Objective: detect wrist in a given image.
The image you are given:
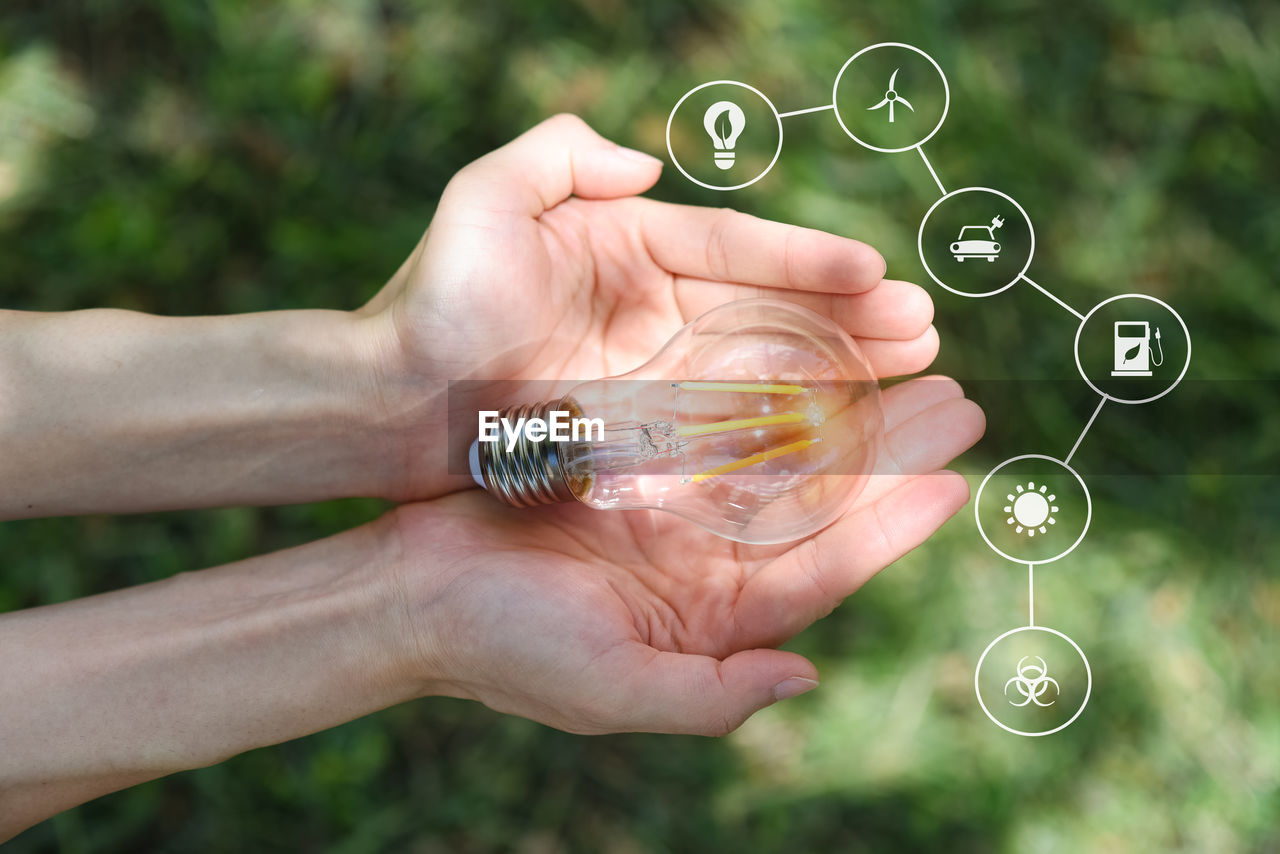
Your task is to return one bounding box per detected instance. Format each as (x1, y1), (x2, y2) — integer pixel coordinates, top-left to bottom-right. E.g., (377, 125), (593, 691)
(330, 309), (418, 500)
(208, 307), (422, 506)
(377, 502), (472, 701)
(349, 307), (469, 503)
(331, 510), (445, 704)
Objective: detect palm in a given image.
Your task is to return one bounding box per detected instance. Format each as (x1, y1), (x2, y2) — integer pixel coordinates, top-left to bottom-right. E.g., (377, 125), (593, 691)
(422, 198), (691, 381)
(423, 494), (755, 648)
(395, 493), (792, 734)
(388, 191), (934, 389)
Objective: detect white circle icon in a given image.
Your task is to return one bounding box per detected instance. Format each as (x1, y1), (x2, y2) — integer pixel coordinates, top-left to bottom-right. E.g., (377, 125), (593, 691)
(975, 625), (1092, 737)
(1074, 293), (1192, 405)
(833, 42), (950, 153)
(917, 187), (1035, 297)
(666, 80), (783, 191)
(975, 454), (1091, 565)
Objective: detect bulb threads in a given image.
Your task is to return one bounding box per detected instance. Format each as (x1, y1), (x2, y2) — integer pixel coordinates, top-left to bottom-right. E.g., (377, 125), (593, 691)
(474, 400), (578, 508)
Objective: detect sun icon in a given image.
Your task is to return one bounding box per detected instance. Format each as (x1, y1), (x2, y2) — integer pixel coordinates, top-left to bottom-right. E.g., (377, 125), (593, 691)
(1005, 481), (1059, 537)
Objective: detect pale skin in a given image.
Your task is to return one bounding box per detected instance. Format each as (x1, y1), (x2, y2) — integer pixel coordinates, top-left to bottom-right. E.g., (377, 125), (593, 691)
(0, 115), (985, 839)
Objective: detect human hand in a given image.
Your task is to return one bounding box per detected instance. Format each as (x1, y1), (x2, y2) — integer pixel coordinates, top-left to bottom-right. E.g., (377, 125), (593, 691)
(360, 114), (940, 501)
(394, 375), (982, 735)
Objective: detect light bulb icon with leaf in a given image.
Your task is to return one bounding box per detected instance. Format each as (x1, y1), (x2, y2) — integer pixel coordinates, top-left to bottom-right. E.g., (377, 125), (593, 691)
(703, 100), (746, 170)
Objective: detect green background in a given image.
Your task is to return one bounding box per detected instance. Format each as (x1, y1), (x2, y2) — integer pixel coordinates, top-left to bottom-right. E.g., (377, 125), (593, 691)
(2, 1), (1277, 851)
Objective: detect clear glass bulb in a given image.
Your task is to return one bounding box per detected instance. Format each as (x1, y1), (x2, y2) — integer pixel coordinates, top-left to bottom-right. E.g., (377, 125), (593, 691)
(470, 299), (883, 544)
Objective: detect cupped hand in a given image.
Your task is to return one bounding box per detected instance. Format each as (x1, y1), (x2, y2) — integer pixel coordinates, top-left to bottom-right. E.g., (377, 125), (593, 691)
(394, 375), (983, 736)
(360, 114), (940, 501)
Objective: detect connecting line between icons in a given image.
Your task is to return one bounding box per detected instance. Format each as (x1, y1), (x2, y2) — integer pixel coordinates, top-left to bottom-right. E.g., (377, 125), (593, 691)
(1065, 396), (1107, 466)
(777, 103), (836, 119)
(1027, 563), (1035, 627)
(1020, 275), (1085, 321)
(915, 144), (946, 197)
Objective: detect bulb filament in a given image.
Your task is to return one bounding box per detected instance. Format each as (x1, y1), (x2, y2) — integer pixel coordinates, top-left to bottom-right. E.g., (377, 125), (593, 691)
(560, 382), (835, 487)
(677, 381), (808, 395)
(675, 411), (806, 438)
(690, 437), (821, 483)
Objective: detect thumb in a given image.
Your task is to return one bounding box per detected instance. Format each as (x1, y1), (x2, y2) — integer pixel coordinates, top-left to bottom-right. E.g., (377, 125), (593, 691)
(607, 644), (820, 737)
(441, 113), (663, 218)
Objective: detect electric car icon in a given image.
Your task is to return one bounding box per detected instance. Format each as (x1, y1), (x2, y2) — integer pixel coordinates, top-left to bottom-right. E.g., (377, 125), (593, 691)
(950, 215), (1005, 262)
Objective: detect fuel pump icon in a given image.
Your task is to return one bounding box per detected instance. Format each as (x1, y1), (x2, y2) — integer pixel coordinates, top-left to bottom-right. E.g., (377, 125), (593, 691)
(1112, 321), (1164, 377)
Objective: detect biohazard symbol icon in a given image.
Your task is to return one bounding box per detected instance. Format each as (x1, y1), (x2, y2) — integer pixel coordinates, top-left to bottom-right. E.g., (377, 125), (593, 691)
(1004, 656), (1060, 707)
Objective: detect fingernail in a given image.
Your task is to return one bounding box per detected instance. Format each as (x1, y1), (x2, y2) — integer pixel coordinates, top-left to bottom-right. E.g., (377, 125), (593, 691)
(616, 145), (663, 166)
(773, 677), (820, 701)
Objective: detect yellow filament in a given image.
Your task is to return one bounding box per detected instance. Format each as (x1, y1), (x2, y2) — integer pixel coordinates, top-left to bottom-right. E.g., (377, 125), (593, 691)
(691, 438), (819, 483)
(676, 411), (806, 438)
(678, 381), (807, 395)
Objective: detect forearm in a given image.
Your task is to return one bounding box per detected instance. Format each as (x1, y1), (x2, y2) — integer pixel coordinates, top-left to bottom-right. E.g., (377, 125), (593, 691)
(0, 307), (413, 517)
(0, 513), (426, 838)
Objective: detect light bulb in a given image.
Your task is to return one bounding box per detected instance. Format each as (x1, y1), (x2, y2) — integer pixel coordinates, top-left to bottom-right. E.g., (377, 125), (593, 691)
(703, 100), (746, 170)
(468, 299), (883, 545)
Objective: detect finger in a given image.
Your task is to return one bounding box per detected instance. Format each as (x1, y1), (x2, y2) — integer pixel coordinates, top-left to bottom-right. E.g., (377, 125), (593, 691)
(857, 325), (940, 378)
(670, 278), (940, 377)
(879, 396), (986, 477)
(821, 279), (934, 340)
(642, 200), (886, 294)
(603, 644), (819, 736)
(671, 277), (933, 342)
(736, 470), (970, 642)
(442, 114), (663, 218)
(882, 375), (966, 430)
(858, 391), (985, 505)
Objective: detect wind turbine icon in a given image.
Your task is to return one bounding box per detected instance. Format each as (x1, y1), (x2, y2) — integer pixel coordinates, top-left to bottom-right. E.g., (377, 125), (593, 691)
(867, 68), (914, 123)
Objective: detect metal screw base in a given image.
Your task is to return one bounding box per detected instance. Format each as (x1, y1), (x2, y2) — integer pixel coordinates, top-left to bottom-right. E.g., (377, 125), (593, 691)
(475, 401), (576, 508)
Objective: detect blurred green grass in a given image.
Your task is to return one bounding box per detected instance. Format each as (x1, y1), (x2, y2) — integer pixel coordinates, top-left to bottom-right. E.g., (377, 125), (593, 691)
(1, 1), (1277, 851)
